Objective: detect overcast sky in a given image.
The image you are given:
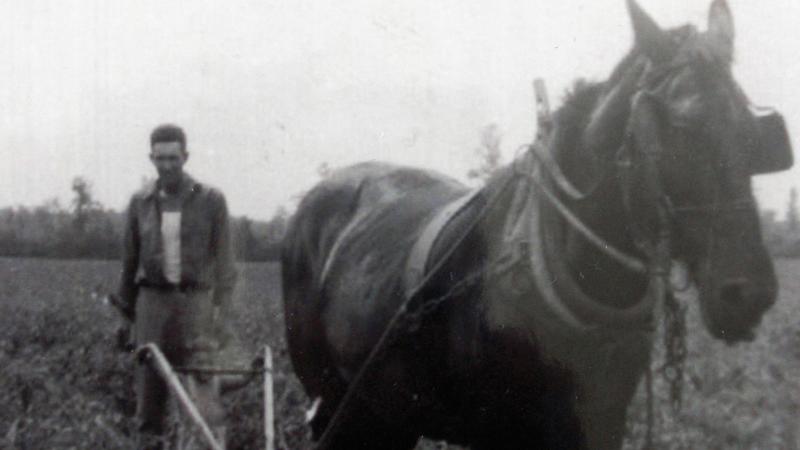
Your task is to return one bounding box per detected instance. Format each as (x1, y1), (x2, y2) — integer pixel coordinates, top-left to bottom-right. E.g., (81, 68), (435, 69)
(0, 0), (798, 220)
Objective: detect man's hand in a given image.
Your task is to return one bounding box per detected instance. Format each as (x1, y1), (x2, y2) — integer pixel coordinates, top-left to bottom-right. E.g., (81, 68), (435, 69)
(115, 324), (135, 353)
(106, 293), (135, 322)
(97, 293), (135, 352)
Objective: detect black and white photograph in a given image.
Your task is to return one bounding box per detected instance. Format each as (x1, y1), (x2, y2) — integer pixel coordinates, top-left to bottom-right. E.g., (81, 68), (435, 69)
(0, 0), (798, 449)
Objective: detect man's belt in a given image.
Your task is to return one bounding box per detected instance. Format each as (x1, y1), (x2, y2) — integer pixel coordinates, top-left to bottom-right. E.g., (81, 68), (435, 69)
(137, 279), (209, 292)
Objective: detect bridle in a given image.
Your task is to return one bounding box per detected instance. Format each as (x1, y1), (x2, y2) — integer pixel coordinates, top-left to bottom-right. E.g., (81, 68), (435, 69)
(503, 48), (772, 338)
(520, 54), (773, 437)
(529, 52), (760, 288)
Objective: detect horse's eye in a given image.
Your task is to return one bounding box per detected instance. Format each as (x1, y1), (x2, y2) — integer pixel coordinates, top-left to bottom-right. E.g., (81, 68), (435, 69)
(662, 71), (707, 128)
(668, 94), (705, 128)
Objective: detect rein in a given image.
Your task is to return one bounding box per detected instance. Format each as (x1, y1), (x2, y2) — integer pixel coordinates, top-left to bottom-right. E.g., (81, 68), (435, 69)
(521, 90), (674, 450)
(529, 56), (756, 447)
(314, 59), (736, 449)
(312, 170), (520, 450)
(526, 144), (648, 274)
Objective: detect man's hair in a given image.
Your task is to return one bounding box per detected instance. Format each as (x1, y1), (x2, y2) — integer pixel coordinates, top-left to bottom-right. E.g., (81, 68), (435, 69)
(150, 124), (187, 151)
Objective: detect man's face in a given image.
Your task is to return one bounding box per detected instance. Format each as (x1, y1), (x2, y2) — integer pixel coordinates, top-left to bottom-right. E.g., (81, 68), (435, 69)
(150, 141), (188, 186)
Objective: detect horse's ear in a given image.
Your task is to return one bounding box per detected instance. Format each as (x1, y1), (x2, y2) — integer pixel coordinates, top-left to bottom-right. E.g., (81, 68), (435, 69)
(626, 0), (671, 63)
(707, 0), (735, 63)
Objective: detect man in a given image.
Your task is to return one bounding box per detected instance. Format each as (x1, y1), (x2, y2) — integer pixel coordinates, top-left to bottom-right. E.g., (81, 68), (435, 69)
(117, 124), (237, 448)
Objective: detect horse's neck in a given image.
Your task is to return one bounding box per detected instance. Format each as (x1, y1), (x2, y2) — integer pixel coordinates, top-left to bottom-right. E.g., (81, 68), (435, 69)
(555, 189), (648, 308)
(548, 81), (649, 308)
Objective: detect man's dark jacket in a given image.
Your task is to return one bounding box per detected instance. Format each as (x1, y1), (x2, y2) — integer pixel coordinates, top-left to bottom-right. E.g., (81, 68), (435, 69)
(117, 173), (237, 313)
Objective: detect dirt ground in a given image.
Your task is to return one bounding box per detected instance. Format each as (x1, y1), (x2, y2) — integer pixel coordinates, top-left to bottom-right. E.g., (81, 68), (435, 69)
(0, 257), (798, 449)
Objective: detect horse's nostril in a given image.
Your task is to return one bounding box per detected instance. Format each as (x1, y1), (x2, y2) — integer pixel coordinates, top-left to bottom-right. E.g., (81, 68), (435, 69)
(720, 282), (746, 305)
(719, 279), (774, 308)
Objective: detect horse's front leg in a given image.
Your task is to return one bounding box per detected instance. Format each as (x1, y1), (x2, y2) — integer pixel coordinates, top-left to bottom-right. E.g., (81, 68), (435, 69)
(574, 332), (652, 450)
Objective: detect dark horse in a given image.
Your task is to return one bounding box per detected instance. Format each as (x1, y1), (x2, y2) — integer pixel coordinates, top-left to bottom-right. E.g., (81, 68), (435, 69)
(281, 1), (793, 448)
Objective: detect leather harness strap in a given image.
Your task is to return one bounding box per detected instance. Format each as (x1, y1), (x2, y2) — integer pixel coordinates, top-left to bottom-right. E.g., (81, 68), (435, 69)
(403, 189), (482, 298)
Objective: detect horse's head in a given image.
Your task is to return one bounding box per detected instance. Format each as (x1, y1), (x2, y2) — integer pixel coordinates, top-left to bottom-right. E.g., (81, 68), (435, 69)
(619, 0), (792, 343)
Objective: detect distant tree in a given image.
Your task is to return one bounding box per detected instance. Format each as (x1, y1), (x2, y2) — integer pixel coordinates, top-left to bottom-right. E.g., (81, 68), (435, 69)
(288, 164), (331, 210)
(266, 206), (289, 243)
(467, 123), (503, 183)
(71, 177), (100, 234)
(236, 216), (256, 260)
(787, 187), (798, 232)
(42, 197), (63, 214)
(317, 162), (333, 179)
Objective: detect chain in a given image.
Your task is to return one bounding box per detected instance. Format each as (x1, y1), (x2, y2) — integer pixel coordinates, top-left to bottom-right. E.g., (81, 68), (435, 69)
(659, 291), (688, 412)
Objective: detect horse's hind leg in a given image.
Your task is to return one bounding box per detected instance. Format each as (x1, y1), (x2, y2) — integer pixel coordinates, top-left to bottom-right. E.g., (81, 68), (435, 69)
(281, 173), (366, 406)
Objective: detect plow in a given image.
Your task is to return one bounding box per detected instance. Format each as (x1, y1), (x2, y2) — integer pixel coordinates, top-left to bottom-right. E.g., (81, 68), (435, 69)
(135, 343), (275, 450)
(105, 291), (276, 450)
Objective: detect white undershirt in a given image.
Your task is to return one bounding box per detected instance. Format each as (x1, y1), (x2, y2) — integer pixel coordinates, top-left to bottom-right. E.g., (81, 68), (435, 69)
(161, 211), (181, 283)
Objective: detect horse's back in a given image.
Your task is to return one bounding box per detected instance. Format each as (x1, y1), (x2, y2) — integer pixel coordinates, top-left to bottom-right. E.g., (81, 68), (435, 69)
(281, 161), (468, 393)
(282, 161), (465, 295)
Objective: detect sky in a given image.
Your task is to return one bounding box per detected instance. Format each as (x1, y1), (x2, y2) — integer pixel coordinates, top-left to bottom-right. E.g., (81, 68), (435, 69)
(0, 0), (798, 220)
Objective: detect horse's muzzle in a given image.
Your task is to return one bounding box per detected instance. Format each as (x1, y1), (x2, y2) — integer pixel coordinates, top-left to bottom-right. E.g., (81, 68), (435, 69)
(706, 277), (776, 343)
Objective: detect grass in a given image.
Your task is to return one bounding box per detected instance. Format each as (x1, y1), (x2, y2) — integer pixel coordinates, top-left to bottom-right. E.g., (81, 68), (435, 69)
(0, 257), (798, 449)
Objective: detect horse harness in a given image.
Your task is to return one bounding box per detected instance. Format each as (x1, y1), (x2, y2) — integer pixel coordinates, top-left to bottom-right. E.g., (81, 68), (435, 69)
(314, 51), (783, 448)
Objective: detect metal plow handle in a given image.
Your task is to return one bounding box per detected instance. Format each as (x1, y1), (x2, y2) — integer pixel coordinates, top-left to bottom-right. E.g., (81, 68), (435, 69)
(137, 343), (276, 450)
(138, 343), (225, 450)
(264, 345), (275, 450)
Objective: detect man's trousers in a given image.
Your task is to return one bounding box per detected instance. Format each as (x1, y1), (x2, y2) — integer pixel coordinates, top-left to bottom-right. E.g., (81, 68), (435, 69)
(134, 286), (225, 437)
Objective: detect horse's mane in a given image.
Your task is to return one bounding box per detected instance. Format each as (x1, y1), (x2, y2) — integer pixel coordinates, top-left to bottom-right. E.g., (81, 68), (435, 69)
(553, 80), (605, 156)
(550, 24), (724, 171)
(542, 80), (606, 189)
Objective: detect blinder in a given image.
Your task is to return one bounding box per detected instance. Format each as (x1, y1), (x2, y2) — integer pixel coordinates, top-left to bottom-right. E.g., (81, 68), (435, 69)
(746, 107), (793, 174)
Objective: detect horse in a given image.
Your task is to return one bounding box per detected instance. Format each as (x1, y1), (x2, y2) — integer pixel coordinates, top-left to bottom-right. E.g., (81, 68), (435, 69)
(280, 1), (793, 448)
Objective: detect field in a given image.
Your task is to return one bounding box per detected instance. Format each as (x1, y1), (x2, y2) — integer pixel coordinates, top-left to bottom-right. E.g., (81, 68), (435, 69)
(0, 257), (798, 449)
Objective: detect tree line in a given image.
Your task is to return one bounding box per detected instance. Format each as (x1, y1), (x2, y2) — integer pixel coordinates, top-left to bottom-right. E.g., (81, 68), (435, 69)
(2, 126), (799, 261)
(0, 177), (288, 261)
